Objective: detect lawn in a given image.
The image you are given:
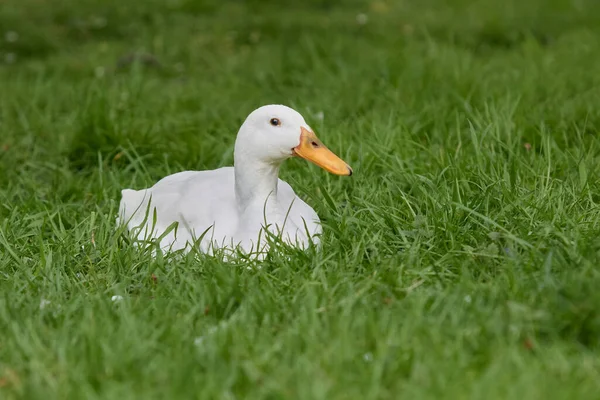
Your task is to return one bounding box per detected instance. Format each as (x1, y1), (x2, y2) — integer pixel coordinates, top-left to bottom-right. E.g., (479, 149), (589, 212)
(1, 0), (600, 398)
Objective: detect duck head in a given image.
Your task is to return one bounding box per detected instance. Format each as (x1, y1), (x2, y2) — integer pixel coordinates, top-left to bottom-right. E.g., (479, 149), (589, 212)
(235, 104), (352, 176)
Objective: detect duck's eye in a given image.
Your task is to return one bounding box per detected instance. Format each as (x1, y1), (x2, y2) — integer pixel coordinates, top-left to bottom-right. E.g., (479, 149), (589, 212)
(270, 118), (281, 127)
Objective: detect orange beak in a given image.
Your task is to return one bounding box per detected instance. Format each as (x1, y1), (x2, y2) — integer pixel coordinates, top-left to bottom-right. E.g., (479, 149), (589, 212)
(292, 127), (353, 176)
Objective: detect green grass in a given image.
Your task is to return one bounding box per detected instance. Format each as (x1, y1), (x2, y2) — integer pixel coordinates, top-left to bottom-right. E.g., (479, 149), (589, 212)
(2, 0), (600, 398)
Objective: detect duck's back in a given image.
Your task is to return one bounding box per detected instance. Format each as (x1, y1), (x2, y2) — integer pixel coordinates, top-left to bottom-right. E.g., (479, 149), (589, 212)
(119, 167), (238, 251)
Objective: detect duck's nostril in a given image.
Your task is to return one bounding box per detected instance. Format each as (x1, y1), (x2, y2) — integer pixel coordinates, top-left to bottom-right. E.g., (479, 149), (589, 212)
(311, 141), (319, 148)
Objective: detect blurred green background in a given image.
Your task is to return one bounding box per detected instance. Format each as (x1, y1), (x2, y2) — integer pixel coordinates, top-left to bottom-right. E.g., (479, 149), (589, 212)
(2, 0), (600, 176)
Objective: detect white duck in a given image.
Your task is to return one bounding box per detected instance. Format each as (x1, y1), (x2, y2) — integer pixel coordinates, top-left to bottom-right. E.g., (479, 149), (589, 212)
(118, 104), (352, 258)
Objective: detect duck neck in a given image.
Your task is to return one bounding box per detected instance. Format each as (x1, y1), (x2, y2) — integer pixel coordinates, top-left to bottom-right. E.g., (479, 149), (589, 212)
(234, 154), (281, 214)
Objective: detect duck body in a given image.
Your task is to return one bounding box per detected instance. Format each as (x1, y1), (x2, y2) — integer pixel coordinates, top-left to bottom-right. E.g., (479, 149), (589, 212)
(118, 105), (352, 258)
(119, 167), (321, 255)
